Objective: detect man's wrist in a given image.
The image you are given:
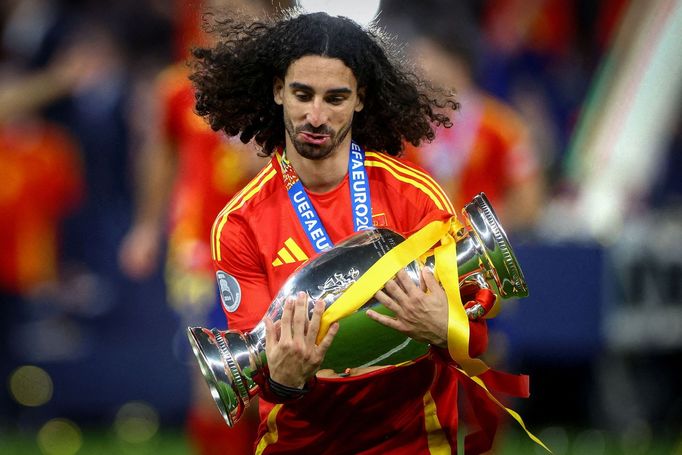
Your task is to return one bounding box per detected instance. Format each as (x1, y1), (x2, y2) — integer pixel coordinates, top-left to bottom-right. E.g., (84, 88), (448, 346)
(267, 376), (310, 401)
(433, 337), (448, 349)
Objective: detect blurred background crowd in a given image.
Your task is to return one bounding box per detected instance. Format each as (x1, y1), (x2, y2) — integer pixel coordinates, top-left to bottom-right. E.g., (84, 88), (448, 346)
(0, 0), (680, 454)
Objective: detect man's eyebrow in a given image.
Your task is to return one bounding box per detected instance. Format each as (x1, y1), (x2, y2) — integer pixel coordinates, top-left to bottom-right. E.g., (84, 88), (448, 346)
(289, 82), (352, 95)
(289, 82), (313, 91)
(326, 88), (352, 95)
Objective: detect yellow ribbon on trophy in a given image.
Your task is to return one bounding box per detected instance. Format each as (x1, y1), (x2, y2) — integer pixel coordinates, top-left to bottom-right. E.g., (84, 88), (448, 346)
(316, 216), (457, 342)
(316, 215), (550, 453)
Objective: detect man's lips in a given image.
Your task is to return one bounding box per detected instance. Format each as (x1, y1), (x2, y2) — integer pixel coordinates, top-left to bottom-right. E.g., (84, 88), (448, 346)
(298, 131), (330, 145)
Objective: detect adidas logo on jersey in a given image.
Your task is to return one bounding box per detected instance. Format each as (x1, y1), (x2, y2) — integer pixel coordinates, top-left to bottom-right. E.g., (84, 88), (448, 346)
(272, 237), (309, 267)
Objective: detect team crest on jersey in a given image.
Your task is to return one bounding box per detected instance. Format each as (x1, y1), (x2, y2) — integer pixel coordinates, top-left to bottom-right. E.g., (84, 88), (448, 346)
(372, 212), (388, 227)
(216, 271), (241, 312)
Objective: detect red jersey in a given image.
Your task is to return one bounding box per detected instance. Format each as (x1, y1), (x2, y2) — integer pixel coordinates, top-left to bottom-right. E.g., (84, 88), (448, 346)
(158, 64), (260, 272)
(0, 121), (82, 293)
(212, 149), (487, 454)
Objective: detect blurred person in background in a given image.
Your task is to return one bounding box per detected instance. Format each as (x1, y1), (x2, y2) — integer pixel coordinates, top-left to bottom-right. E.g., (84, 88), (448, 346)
(381, 0), (545, 233)
(478, 0), (629, 184)
(2, 0), (154, 315)
(1, 0), (189, 437)
(119, 1), (276, 453)
(0, 51), (85, 427)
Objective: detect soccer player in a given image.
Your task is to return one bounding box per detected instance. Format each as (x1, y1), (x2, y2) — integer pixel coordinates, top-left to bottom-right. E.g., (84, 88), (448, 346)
(191, 11), (526, 454)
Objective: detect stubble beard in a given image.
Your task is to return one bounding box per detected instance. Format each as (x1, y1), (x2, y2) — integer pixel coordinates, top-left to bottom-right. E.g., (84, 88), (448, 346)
(284, 115), (353, 161)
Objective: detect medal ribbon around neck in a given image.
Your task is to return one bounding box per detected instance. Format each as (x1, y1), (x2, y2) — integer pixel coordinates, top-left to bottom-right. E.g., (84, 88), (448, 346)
(277, 141), (373, 253)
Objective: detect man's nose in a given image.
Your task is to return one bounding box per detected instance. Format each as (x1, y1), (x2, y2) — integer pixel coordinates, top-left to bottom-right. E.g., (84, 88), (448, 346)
(306, 99), (327, 127)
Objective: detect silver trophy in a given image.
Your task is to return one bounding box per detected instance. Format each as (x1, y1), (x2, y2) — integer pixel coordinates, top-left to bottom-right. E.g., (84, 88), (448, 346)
(188, 193), (528, 426)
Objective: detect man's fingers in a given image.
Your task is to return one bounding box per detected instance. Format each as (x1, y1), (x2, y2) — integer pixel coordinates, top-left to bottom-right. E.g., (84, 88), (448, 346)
(365, 309), (401, 331)
(279, 297), (294, 341)
(395, 270), (418, 296)
(374, 289), (400, 314)
(421, 267), (440, 292)
(316, 322), (339, 354)
(306, 300), (325, 342)
(273, 320), (282, 339)
(264, 316), (275, 346)
(383, 277), (408, 302)
(292, 292), (308, 339)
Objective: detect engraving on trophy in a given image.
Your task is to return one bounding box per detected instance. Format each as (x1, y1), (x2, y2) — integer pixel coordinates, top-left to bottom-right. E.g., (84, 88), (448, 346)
(318, 267), (360, 297)
(371, 230), (398, 256)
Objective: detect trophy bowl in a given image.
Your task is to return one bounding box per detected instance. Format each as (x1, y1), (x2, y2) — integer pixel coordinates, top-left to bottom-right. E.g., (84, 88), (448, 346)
(188, 192), (527, 426)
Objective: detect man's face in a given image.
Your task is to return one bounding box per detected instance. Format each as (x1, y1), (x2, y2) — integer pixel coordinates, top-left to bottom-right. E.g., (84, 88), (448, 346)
(274, 55), (364, 160)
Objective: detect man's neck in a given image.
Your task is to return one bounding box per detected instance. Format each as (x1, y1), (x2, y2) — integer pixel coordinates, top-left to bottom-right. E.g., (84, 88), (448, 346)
(285, 136), (352, 193)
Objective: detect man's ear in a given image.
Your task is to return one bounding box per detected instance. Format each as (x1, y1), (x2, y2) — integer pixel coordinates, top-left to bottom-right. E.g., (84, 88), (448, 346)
(273, 77), (284, 105)
(355, 87), (365, 112)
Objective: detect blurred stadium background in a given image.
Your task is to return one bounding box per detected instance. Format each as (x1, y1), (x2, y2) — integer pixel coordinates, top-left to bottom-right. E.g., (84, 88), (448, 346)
(1, 0), (680, 454)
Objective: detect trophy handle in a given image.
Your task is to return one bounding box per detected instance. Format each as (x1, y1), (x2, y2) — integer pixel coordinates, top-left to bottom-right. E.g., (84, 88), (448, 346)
(461, 272), (494, 320)
(462, 193), (529, 299)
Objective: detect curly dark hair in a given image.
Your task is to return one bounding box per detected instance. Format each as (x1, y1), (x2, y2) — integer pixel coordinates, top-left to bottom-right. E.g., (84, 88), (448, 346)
(190, 11), (457, 156)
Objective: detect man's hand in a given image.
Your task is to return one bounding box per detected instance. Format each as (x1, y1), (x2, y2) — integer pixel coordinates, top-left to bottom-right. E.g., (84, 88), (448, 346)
(118, 224), (162, 280)
(366, 268), (448, 348)
(264, 292), (339, 388)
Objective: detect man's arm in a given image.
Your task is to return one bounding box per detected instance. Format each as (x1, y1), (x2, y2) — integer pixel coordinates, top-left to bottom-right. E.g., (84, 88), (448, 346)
(0, 40), (105, 122)
(118, 137), (178, 279)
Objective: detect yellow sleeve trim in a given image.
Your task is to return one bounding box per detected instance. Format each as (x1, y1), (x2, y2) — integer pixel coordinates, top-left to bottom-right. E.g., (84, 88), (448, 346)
(255, 404), (283, 455)
(370, 152), (455, 211)
(365, 160), (446, 212)
(365, 152), (455, 213)
(211, 165), (276, 261)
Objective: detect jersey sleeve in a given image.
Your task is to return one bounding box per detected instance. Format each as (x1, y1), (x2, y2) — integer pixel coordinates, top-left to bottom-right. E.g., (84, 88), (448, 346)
(404, 157), (456, 215)
(369, 151), (458, 233)
(212, 213), (272, 332)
